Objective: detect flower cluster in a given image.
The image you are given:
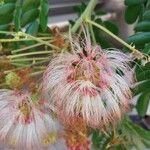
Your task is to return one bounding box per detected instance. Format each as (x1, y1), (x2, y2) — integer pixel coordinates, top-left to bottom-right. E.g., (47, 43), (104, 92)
(0, 28), (134, 150)
(43, 31), (134, 129)
(0, 90), (57, 150)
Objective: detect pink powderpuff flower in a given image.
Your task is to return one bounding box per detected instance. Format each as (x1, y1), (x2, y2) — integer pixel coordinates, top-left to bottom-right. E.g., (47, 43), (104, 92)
(0, 89), (57, 150)
(43, 30), (134, 129)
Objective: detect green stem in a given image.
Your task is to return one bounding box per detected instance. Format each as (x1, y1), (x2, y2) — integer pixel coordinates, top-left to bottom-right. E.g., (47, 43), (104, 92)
(10, 57), (50, 62)
(90, 24), (96, 44)
(19, 32), (59, 50)
(33, 66), (46, 69)
(0, 31), (16, 35)
(11, 62), (29, 67)
(2, 65), (45, 75)
(30, 70), (44, 77)
(3, 67), (26, 74)
(30, 59), (50, 66)
(7, 51), (53, 59)
(71, 0), (98, 33)
(0, 30), (59, 50)
(38, 33), (52, 36)
(0, 37), (52, 43)
(86, 19), (146, 59)
(12, 43), (45, 54)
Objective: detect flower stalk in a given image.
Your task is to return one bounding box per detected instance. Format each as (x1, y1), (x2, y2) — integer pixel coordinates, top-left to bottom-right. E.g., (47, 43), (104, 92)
(10, 57), (50, 62)
(0, 37), (52, 43)
(86, 19), (149, 61)
(30, 70), (44, 77)
(11, 43), (45, 54)
(0, 31), (60, 50)
(85, 19), (137, 52)
(7, 51), (52, 59)
(18, 32), (59, 50)
(71, 0), (149, 62)
(71, 0), (99, 33)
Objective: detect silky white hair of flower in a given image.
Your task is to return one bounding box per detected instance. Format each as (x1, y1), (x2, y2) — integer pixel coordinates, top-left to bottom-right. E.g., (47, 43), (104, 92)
(0, 89), (57, 150)
(43, 31), (134, 129)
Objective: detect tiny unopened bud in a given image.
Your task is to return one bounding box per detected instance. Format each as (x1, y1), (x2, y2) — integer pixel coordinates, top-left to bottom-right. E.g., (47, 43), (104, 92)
(30, 93), (39, 103)
(0, 58), (13, 71)
(141, 59), (147, 66)
(14, 32), (24, 40)
(5, 72), (22, 89)
(132, 50), (144, 60)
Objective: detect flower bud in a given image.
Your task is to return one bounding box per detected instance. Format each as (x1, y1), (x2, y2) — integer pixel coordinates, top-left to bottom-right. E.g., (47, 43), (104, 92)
(5, 72), (22, 89)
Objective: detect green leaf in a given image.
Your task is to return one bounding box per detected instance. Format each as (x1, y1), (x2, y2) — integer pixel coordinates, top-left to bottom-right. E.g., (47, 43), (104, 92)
(136, 90), (150, 117)
(92, 130), (102, 148)
(127, 32), (150, 46)
(14, 0), (23, 31)
(0, 14), (13, 25)
(25, 20), (39, 45)
(93, 19), (112, 48)
(146, 0), (150, 9)
(94, 30), (111, 48)
(143, 43), (150, 54)
(138, 4), (144, 21)
(135, 64), (150, 116)
(21, 8), (39, 27)
(4, 0), (17, 3)
(124, 119), (150, 149)
(0, 3), (15, 16)
(104, 21), (119, 35)
(136, 62), (150, 72)
(0, 24), (9, 30)
(137, 70), (150, 81)
(125, 0), (146, 6)
(135, 21), (150, 32)
(95, 10), (106, 16)
(134, 80), (150, 95)
(39, 0), (49, 32)
(125, 4), (142, 24)
(143, 10), (150, 20)
(26, 20), (39, 36)
(115, 145), (127, 150)
(131, 122), (150, 140)
(124, 117), (150, 142)
(73, 2), (86, 16)
(22, 0), (40, 12)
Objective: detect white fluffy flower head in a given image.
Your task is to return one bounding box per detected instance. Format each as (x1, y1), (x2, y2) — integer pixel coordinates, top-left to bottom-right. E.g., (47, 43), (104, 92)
(0, 90), (57, 150)
(43, 30), (134, 129)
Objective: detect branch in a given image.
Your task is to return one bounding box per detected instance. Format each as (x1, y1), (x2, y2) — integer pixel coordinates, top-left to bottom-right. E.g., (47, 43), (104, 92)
(86, 19), (149, 61)
(71, 0), (99, 33)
